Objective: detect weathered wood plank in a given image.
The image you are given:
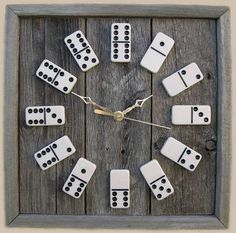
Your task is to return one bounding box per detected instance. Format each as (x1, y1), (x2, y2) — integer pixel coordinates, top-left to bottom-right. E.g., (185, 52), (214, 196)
(215, 10), (231, 228)
(4, 7), (20, 224)
(85, 18), (151, 215)
(151, 18), (217, 215)
(8, 4), (228, 18)
(10, 214), (224, 229)
(19, 18), (58, 214)
(43, 17), (86, 215)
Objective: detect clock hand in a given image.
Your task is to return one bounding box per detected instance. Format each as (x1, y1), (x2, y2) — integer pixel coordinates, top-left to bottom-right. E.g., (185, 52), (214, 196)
(93, 109), (115, 117)
(94, 109), (171, 130)
(123, 116), (171, 130)
(94, 109), (124, 121)
(122, 95), (153, 115)
(71, 92), (113, 113)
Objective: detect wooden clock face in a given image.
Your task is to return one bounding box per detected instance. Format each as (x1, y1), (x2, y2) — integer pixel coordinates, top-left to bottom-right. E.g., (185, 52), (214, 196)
(19, 17), (216, 215)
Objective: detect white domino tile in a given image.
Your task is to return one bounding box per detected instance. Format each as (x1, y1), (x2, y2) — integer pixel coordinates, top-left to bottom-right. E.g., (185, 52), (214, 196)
(34, 135), (76, 170)
(36, 59), (77, 94)
(162, 63), (204, 97)
(64, 30), (99, 71)
(172, 105), (211, 125)
(25, 105), (65, 126)
(140, 32), (174, 73)
(111, 23), (131, 62)
(110, 169), (130, 208)
(140, 160), (174, 200)
(160, 137), (202, 171)
(63, 158), (96, 199)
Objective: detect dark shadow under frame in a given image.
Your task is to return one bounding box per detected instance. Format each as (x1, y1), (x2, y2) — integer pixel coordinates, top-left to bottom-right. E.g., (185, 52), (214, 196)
(4, 4), (231, 229)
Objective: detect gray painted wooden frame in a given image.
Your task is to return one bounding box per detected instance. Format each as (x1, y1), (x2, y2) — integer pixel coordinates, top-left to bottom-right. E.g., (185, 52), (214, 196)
(4, 4), (231, 229)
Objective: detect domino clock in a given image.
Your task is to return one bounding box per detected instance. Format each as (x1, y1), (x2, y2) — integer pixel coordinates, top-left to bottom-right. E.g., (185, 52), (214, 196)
(5, 4), (231, 229)
(30, 24), (210, 200)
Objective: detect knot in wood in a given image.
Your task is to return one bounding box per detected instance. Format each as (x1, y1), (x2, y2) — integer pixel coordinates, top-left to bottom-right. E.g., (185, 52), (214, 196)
(205, 139), (216, 151)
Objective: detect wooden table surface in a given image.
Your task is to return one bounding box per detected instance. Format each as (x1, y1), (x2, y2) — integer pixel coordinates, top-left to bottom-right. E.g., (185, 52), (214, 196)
(19, 16), (217, 216)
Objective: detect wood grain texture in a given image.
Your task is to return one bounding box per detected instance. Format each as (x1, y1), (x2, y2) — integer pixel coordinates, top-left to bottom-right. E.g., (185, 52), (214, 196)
(85, 18), (151, 215)
(10, 214), (224, 229)
(151, 18), (217, 215)
(4, 7), (20, 224)
(19, 17), (86, 215)
(18, 17), (218, 216)
(8, 4), (228, 18)
(215, 10), (231, 228)
(44, 17), (86, 215)
(19, 17), (57, 214)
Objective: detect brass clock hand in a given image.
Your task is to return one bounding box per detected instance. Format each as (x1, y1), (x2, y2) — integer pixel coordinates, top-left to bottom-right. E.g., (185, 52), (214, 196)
(122, 95), (153, 115)
(123, 116), (171, 130)
(94, 109), (115, 117)
(71, 92), (113, 113)
(94, 109), (123, 122)
(94, 109), (171, 130)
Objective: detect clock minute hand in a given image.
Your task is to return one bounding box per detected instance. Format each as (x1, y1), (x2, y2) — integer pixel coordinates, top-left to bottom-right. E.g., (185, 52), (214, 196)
(123, 116), (171, 130)
(94, 109), (171, 130)
(71, 92), (113, 113)
(122, 95), (153, 115)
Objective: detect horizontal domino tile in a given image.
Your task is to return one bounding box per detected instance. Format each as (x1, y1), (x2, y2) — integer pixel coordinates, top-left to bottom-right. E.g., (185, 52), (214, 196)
(172, 105), (211, 125)
(25, 105), (65, 126)
(34, 135), (76, 170)
(63, 158), (96, 199)
(36, 59), (77, 94)
(111, 23), (131, 62)
(64, 30), (99, 71)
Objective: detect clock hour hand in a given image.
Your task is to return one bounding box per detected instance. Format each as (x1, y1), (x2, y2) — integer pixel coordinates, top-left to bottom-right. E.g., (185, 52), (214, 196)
(71, 92), (113, 113)
(122, 95), (153, 115)
(94, 109), (171, 130)
(94, 109), (123, 121)
(94, 109), (115, 117)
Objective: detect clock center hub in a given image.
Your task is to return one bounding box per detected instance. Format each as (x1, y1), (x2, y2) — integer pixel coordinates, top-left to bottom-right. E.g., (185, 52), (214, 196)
(114, 111), (124, 122)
